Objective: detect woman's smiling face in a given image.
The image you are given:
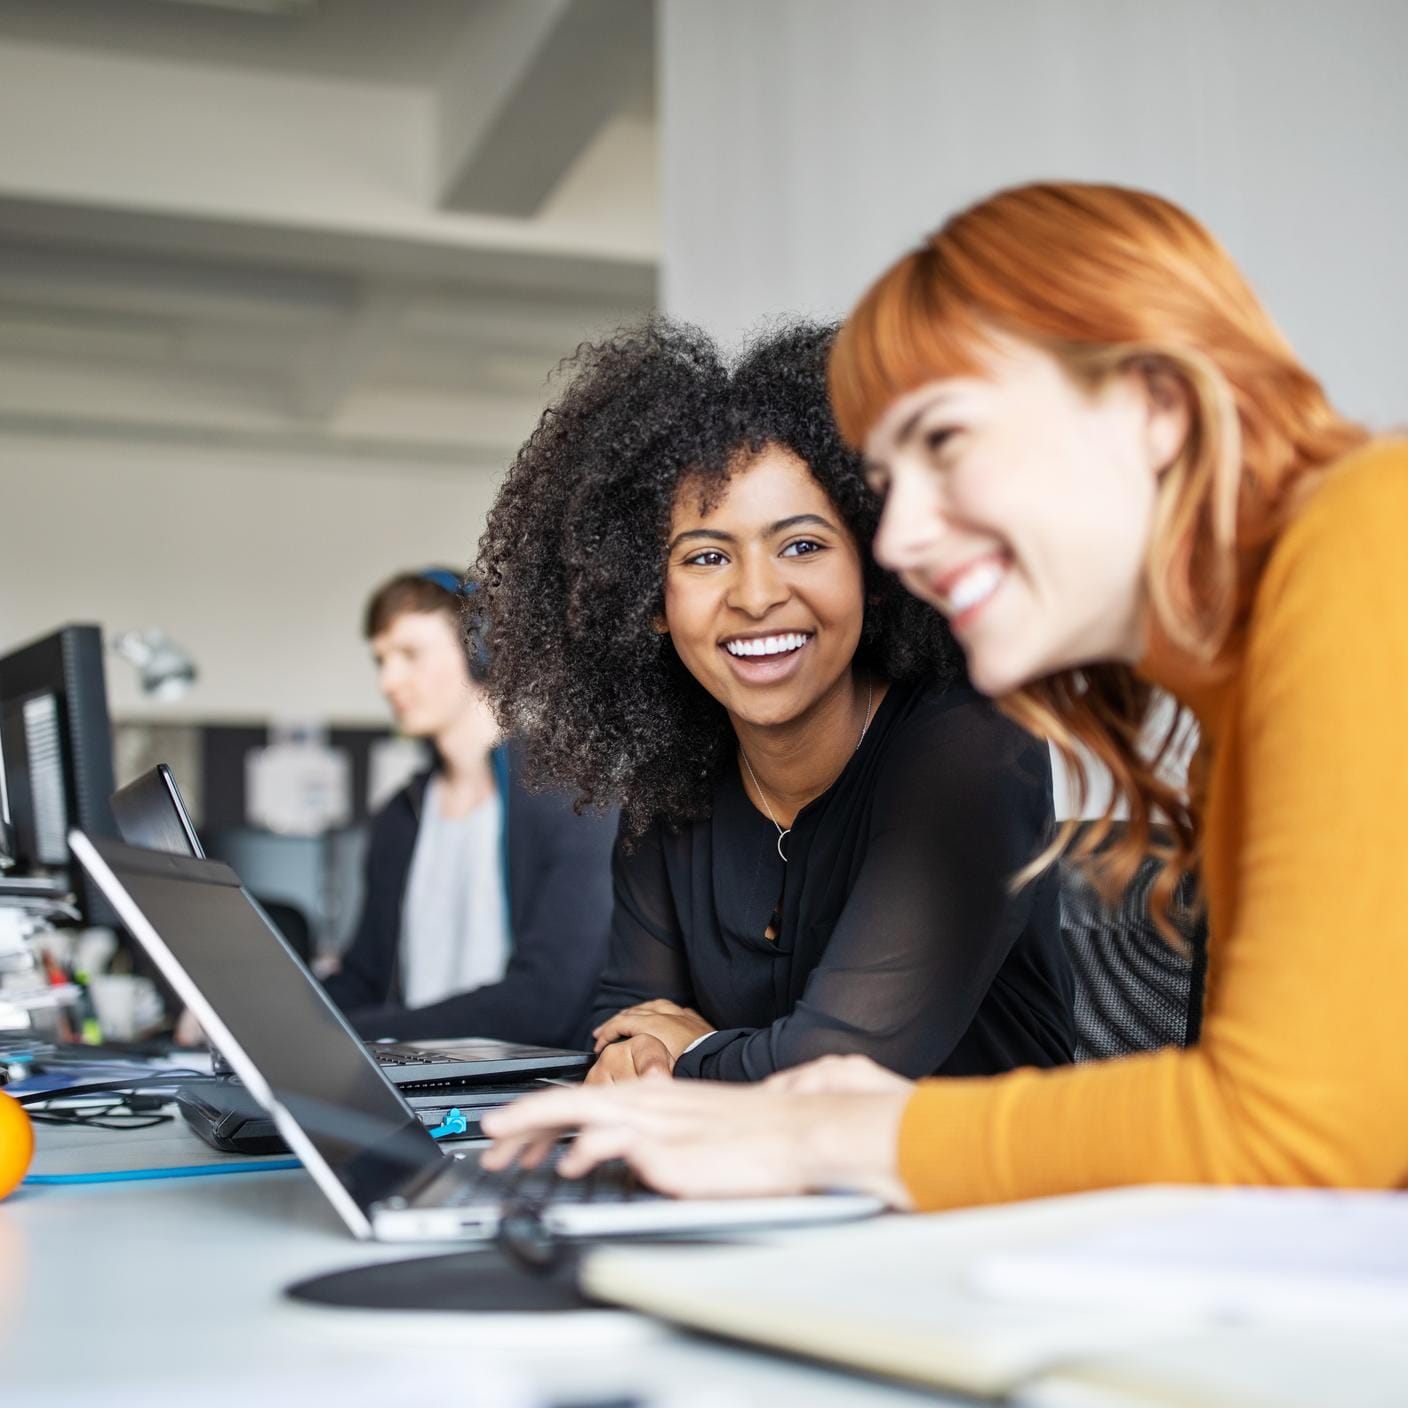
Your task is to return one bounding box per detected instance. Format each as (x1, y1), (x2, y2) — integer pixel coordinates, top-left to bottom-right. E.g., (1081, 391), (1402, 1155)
(662, 444), (866, 730)
(862, 332), (1186, 697)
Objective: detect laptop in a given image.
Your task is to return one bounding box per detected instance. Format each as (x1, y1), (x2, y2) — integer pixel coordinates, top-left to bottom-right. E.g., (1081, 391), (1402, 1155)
(111, 762), (204, 860)
(110, 764), (590, 1087)
(71, 830), (884, 1242)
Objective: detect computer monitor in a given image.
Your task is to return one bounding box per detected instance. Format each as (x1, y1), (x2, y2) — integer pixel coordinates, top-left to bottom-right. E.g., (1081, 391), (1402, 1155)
(0, 624), (121, 925)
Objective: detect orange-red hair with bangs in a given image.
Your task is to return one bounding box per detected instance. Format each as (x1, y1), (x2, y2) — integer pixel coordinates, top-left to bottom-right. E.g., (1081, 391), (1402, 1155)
(831, 181), (1367, 935)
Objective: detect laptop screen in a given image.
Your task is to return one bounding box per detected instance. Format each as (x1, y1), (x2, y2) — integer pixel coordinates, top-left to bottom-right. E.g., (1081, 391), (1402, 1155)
(73, 835), (440, 1220)
(110, 764), (205, 859)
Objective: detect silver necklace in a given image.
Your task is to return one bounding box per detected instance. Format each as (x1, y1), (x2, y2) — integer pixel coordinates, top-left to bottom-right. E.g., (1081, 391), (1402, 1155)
(740, 677), (875, 863)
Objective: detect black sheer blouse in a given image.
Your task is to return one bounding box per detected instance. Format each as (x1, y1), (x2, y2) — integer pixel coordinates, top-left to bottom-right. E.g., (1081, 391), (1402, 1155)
(594, 677), (1076, 1081)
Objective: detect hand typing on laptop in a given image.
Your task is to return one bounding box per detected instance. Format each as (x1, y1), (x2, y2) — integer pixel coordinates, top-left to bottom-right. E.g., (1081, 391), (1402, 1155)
(75, 831), (887, 1242)
(480, 1057), (916, 1208)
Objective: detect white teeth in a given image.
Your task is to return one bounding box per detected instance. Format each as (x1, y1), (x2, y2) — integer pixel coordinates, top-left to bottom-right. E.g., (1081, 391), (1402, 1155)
(724, 632), (811, 658)
(947, 561), (1006, 614)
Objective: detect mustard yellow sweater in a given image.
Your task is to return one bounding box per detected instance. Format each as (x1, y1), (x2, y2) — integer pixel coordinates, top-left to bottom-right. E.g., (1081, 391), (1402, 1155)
(899, 439), (1408, 1210)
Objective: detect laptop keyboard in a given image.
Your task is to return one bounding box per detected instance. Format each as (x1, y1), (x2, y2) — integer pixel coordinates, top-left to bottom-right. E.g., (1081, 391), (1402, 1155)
(211, 1043), (466, 1077)
(372, 1041), (583, 1067)
(372, 1048), (464, 1067)
(445, 1148), (662, 1207)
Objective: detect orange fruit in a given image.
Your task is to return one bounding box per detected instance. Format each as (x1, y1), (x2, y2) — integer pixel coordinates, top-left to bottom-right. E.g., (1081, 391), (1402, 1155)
(0, 1089), (34, 1198)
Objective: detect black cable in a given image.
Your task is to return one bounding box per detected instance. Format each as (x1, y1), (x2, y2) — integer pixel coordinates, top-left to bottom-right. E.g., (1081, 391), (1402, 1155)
(26, 1095), (175, 1131)
(29, 1110), (173, 1131)
(12, 1071), (213, 1106)
(17, 1069), (221, 1142)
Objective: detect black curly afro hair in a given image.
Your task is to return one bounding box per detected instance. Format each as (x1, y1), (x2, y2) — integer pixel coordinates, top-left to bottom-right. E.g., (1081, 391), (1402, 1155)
(473, 317), (962, 838)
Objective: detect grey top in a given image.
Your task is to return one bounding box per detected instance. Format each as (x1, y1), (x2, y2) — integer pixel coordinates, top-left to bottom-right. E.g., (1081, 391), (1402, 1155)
(400, 776), (508, 1008)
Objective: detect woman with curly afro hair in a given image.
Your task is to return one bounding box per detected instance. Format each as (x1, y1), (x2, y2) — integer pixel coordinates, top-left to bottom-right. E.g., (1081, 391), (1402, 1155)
(475, 319), (1074, 1086)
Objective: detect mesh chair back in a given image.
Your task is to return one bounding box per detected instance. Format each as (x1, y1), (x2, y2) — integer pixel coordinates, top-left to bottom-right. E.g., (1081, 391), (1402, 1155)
(1058, 823), (1207, 1061)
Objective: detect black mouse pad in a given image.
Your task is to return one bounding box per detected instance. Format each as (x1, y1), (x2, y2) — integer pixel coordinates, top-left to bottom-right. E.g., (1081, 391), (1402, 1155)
(286, 1247), (595, 1313)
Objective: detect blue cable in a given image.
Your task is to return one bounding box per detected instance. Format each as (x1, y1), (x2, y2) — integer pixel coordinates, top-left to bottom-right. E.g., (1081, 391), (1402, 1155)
(27, 1109), (470, 1183)
(24, 1160), (301, 1185)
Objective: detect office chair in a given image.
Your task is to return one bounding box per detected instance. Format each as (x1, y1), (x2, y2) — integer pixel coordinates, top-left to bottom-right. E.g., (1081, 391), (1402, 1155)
(1058, 821), (1208, 1061)
(252, 897), (313, 965)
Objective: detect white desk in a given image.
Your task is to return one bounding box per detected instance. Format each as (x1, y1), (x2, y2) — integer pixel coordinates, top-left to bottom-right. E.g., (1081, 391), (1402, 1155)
(3, 1117), (952, 1407)
(10, 1116), (1408, 1407)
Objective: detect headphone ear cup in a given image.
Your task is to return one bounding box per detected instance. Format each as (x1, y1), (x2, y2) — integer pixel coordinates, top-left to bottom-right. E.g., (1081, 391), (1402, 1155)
(461, 599), (490, 684)
(464, 627), (491, 683)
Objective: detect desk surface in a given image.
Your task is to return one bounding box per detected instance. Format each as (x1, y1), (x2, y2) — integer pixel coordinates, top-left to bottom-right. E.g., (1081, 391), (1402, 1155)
(4, 1116), (951, 1407)
(10, 1115), (1408, 1407)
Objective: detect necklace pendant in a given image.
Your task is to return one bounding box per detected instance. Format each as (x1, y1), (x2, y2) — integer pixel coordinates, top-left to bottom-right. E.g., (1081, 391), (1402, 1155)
(777, 828), (791, 863)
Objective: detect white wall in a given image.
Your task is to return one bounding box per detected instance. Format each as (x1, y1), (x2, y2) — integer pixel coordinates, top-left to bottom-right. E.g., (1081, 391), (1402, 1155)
(659, 0), (1406, 817)
(660, 0), (1408, 430)
(1, 435), (498, 722)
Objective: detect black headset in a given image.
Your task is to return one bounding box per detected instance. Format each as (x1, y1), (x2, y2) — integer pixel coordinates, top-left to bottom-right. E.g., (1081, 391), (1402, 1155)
(418, 568), (490, 682)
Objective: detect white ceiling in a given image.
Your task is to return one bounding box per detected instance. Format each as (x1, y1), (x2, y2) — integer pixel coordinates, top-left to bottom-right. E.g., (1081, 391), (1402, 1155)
(0, 0), (520, 87)
(0, 0), (658, 469)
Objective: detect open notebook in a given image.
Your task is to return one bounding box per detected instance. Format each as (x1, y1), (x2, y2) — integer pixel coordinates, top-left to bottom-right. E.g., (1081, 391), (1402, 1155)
(973, 1186), (1408, 1323)
(578, 1187), (1408, 1400)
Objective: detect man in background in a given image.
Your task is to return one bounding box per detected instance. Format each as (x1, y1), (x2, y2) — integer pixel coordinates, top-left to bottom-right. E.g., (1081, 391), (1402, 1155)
(321, 568), (615, 1048)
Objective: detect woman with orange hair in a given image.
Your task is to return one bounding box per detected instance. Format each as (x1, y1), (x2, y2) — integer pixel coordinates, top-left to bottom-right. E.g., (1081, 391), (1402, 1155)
(482, 181), (1408, 1211)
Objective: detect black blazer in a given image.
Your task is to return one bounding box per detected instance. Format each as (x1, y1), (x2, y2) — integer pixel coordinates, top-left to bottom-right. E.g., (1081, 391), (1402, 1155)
(323, 742), (616, 1049)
